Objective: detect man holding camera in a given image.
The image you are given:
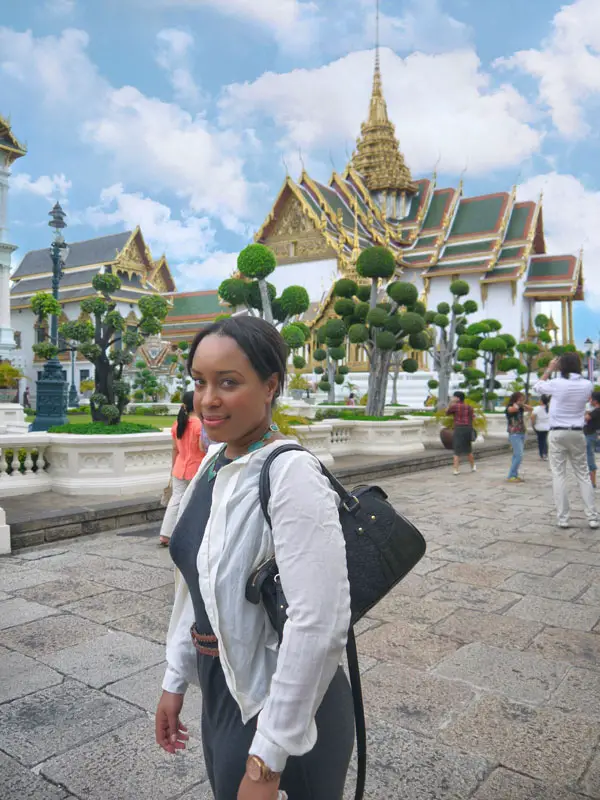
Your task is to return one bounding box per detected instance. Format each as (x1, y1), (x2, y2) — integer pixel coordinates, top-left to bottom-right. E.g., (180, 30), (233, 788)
(534, 352), (599, 530)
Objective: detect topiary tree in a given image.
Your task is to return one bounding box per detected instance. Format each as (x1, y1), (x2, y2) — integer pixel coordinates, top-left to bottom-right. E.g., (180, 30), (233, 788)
(33, 273), (169, 424)
(167, 341), (191, 397)
(332, 246), (429, 416)
(313, 319), (349, 403)
(428, 279), (479, 409)
(219, 244), (310, 329)
(133, 360), (167, 403)
(459, 319), (514, 411)
(516, 314), (554, 401)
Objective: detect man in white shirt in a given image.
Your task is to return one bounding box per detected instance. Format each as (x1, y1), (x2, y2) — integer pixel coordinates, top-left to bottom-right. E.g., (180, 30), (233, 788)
(534, 352), (599, 529)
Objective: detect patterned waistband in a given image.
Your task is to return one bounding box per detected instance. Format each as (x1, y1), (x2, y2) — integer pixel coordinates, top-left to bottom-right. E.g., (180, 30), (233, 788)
(190, 624), (220, 658)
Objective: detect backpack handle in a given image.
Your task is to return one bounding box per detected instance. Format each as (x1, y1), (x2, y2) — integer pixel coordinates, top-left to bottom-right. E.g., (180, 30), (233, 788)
(259, 443), (360, 527)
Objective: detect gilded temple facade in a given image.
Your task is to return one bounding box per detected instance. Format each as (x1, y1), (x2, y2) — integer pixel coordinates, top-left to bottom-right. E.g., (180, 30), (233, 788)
(256, 55), (583, 374)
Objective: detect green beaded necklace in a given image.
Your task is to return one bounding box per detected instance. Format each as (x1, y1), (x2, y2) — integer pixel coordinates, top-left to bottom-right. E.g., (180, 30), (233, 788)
(206, 423), (279, 482)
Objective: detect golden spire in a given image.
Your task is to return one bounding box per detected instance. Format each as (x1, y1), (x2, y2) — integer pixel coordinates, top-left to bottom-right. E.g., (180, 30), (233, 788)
(350, 0), (416, 195)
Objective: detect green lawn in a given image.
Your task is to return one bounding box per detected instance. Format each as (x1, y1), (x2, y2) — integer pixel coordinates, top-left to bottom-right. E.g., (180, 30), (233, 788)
(26, 412), (177, 429)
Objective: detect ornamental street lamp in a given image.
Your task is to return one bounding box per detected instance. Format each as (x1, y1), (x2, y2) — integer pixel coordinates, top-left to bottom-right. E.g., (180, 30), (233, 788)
(68, 344), (79, 408)
(31, 203), (69, 431)
(584, 338), (596, 383)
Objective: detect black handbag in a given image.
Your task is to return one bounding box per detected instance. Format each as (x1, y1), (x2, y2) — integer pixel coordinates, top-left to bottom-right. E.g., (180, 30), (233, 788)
(245, 444), (427, 800)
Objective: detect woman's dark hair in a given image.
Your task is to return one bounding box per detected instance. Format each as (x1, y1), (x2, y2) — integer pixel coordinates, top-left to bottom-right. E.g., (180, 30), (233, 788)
(453, 391), (465, 402)
(187, 316), (288, 405)
(541, 394), (550, 412)
(560, 351), (582, 378)
(508, 391), (523, 407)
(176, 391), (195, 439)
(592, 391), (600, 405)
(349, 392), (355, 399)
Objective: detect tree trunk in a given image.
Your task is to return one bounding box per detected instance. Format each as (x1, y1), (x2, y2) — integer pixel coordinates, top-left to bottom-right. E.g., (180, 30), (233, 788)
(369, 278), (378, 310)
(258, 279), (274, 325)
(391, 355), (401, 405)
(437, 343), (452, 409)
(327, 358), (336, 404)
(366, 348), (392, 417)
(486, 359), (497, 412)
(92, 357), (114, 423)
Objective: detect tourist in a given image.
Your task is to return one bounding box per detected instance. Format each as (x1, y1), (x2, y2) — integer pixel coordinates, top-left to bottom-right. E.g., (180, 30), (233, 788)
(346, 392), (356, 407)
(534, 354), (599, 529)
(155, 316), (353, 800)
(584, 391), (600, 488)
(22, 387), (30, 408)
(447, 391), (476, 476)
(531, 394), (551, 460)
(505, 391), (532, 482)
(158, 391), (205, 547)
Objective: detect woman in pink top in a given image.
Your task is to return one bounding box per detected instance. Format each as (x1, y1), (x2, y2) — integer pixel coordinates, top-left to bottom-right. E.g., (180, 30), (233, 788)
(159, 391), (205, 546)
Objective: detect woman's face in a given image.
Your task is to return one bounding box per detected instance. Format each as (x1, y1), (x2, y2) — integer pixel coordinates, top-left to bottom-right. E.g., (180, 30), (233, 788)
(190, 334), (278, 444)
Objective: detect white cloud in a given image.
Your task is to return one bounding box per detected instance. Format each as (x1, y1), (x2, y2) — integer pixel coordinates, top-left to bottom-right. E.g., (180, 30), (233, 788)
(367, 0), (471, 55)
(85, 183), (215, 261)
(160, 0), (319, 51)
(518, 172), (600, 308)
(156, 28), (202, 107)
(0, 26), (253, 231)
(46, 0), (76, 15)
(497, 0), (600, 138)
(83, 86), (251, 229)
(175, 251), (239, 291)
(220, 47), (542, 175)
(0, 27), (105, 112)
(11, 172), (72, 200)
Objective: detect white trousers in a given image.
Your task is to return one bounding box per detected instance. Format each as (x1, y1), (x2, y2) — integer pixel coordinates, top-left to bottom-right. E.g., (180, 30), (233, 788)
(549, 430), (598, 525)
(159, 476), (190, 540)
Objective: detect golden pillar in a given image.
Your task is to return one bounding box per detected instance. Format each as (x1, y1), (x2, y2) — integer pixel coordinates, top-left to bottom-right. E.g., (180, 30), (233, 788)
(561, 298), (568, 345)
(568, 298), (575, 345)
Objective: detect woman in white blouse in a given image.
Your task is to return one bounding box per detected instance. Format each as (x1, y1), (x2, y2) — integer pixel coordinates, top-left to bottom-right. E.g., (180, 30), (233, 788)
(155, 316), (354, 800)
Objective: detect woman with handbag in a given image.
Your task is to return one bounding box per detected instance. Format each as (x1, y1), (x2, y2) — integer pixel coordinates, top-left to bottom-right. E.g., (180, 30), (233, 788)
(158, 391), (205, 546)
(155, 316), (354, 800)
(447, 391), (476, 476)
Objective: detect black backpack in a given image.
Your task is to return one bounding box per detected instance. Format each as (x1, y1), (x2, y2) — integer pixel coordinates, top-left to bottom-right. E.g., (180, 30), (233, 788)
(245, 444), (427, 800)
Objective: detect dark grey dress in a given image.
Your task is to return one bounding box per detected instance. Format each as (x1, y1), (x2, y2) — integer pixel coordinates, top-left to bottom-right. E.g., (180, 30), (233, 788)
(169, 450), (355, 800)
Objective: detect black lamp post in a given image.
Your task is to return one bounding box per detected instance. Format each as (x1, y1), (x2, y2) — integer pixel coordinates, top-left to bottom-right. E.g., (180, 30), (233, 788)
(31, 203), (69, 431)
(584, 338), (595, 383)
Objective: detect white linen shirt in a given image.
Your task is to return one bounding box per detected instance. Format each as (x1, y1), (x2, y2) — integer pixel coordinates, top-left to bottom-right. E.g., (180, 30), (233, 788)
(162, 440), (351, 773)
(533, 374), (593, 428)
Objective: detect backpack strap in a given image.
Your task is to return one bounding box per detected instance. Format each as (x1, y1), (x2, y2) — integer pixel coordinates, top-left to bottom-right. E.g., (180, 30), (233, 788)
(259, 443), (361, 528)
(258, 443), (366, 800)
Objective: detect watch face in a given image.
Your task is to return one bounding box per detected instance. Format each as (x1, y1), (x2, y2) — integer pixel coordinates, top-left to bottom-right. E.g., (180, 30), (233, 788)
(247, 757), (262, 782)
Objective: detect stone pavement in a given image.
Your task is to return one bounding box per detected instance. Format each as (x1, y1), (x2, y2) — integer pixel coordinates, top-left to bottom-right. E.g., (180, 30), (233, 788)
(1, 450), (600, 799)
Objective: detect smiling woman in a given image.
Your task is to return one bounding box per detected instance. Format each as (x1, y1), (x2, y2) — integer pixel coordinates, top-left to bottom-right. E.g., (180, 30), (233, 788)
(155, 315), (354, 800)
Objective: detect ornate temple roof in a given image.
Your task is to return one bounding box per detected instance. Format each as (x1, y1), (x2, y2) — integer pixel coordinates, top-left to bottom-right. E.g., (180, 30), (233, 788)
(255, 50), (582, 311)
(11, 228), (177, 309)
(350, 54), (416, 194)
(0, 115), (26, 165)
(162, 291), (225, 343)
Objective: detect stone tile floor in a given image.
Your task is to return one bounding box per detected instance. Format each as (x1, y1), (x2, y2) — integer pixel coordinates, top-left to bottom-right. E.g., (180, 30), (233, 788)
(1, 451), (600, 798)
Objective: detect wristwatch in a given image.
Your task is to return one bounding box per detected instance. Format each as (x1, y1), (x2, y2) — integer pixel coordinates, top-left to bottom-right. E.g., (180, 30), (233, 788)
(246, 755), (280, 783)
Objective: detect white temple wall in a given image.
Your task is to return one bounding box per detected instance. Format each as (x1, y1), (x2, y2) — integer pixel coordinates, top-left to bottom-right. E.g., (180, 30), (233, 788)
(271, 258), (339, 304)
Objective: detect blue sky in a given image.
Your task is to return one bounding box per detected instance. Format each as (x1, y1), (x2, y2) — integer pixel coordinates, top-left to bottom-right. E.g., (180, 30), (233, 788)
(2, 0), (600, 343)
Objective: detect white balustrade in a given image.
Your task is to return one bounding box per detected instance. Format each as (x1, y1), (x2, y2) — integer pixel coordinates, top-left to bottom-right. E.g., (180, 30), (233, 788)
(0, 505), (9, 554)
(0, 433), (51, 497)
(293, 419), (425, 462)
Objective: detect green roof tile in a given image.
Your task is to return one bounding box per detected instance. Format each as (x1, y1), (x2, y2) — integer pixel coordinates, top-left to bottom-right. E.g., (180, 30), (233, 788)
(528, 257), (574, 279)
(404, 180), (428, 222)
(443, 239), (495, 258)
(505, 203), (533, 241)
(450, 194), (506, 237)
(403, 254), (431, 264)
(422, 190), (452, 230)
(498, 246), (524, 262)
(413, 235), (437, 249)
(167, 293), (222, 318)
(426, 259), (490, 274)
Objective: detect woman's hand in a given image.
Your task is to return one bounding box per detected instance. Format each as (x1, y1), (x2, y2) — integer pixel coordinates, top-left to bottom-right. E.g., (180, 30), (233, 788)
(237, 774), (281, 800)
(155, 690), (189, 754)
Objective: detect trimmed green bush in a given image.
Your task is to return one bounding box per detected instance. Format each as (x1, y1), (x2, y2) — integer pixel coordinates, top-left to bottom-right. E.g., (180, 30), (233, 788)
(48, 422), (161, 434)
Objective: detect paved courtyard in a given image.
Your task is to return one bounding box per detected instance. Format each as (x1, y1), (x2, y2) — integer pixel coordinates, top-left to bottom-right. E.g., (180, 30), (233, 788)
(1, 450), (600, 799)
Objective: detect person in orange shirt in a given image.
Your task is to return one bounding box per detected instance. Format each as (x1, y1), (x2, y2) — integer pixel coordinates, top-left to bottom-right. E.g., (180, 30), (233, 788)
(159, 391), (206, 546)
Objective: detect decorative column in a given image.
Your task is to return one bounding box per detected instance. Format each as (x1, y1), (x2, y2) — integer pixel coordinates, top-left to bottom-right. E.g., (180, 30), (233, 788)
(0, 506), (10, 555)
(568, 298), (575, 345)
(0, 119), (26, 360)
(561, 298), (568, 346)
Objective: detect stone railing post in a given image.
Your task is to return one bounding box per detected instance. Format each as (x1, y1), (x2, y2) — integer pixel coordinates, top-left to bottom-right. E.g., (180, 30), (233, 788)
(0, 506), (10, 555)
